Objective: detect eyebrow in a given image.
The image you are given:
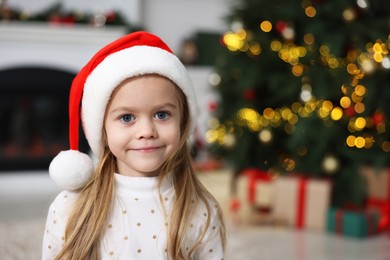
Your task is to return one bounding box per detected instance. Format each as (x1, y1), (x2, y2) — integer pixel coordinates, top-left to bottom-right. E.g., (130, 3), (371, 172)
(110, 102), (178, 114)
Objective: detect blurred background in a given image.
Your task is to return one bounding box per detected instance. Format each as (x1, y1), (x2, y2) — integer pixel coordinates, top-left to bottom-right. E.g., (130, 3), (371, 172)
(1, 0), (390, 259)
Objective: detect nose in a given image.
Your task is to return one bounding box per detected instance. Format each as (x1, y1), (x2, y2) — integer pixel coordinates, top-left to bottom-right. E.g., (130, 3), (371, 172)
(136, 118), (157, 139)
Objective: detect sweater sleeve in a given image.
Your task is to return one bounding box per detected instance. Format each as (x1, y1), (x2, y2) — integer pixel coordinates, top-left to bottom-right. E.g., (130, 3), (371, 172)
(196, 214), (224, 260)
(192, 201), (225, 260)
(42, 190), (77, 260)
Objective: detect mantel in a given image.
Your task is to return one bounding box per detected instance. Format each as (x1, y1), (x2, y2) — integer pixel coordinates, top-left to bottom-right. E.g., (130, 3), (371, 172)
(0, 22), (127, 72)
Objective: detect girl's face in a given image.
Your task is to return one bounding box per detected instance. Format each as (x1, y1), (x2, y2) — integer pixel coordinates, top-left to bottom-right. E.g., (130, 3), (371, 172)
(104, 75), (181, 177)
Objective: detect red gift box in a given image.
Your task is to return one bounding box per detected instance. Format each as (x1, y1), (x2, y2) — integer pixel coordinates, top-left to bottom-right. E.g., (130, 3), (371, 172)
(366, 199), (390, 232)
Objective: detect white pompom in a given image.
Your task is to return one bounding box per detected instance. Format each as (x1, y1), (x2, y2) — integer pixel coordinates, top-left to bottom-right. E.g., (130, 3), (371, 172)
(49, 150), (94, 190)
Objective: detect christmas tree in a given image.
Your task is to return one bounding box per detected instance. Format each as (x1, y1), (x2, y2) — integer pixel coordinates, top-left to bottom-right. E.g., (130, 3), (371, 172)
(207, 0), (390, 206)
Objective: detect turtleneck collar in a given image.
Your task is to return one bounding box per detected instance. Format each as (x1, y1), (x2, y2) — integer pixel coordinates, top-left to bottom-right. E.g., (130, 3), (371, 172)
(114, 173), (174, 197)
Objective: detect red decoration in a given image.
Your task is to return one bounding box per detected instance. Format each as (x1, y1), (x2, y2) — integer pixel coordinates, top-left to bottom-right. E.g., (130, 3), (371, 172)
(208, 100), (218, 113)
(48, 14), (75, 26)
(105, 11), (117, 22)
(48, 13), (62, 25)
(372, 112), (385, 126)
(275, 21), (287, 32)
(219, 36), (226, 47)
(62, 15), (75, 25)
(243, 89), (256, 101)
(344, 106), (356, 117)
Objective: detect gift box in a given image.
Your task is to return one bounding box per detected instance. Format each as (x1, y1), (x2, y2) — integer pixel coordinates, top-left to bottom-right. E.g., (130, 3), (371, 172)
(326, 208), (379, 238)
(360, 166), (390, 200)
(272, 176), (331, 230)
(233, 168), (274, 224)
(360, 166), (390, 232)
(366, 199), (390, 232)
(236, 168), (274, 207)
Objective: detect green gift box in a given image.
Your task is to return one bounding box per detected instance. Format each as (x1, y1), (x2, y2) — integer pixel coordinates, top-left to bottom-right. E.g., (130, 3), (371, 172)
(326, 208), (379, 238)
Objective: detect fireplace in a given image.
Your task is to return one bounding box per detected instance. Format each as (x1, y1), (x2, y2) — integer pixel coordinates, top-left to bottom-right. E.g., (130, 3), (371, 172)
(0, 22), (127, 171)
(0, 66), (83, 170)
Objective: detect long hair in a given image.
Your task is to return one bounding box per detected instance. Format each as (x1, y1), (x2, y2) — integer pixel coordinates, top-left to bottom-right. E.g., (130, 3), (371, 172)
(158, 85), (226, 259)
(55, 138), (116, 259)
(55, 78), (226, 259)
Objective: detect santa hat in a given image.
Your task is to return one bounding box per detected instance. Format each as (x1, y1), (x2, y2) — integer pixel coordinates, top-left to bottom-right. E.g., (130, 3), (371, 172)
(49, 31), (198, 190)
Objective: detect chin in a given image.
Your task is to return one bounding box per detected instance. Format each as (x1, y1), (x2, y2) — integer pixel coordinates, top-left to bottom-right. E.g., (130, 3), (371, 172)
(136, 165), (162, 176)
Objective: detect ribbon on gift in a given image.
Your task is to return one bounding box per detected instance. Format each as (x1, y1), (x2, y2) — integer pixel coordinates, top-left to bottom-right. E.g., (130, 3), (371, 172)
(366, 211), (377, 235)
(343, 203), (377, 234)
(366, 198), (390, 232)
(241, 168), (272, 204)
(295, 177), (308, 229)
(334, 208), (378, 235)
(335, 209), (344, 234)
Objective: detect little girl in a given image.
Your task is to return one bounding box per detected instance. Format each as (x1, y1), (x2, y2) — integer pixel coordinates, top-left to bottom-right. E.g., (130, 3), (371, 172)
(42, 31), (226, 259)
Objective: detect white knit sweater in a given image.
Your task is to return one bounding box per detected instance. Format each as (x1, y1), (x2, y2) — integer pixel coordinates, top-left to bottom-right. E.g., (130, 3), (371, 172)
(42, 173), (224, 259)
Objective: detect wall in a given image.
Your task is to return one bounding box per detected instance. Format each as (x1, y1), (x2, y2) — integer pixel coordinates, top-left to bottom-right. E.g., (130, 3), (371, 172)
(8, 0), (231, 53)
(141, 0), (230, 53)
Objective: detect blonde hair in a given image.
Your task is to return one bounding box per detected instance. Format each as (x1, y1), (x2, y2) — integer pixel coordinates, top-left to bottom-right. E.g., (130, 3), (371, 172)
(55, 77), (226, 259)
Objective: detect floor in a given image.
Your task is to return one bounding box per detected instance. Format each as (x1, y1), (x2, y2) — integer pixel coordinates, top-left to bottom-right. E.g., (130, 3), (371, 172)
(225, 225), (390, 260)
(1, 172), (389, 260)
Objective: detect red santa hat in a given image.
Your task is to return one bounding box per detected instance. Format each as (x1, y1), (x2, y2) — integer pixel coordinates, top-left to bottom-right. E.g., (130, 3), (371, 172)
(49, 31), (198, 190)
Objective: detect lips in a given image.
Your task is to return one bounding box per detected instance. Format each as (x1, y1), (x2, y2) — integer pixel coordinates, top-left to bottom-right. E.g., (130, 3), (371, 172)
(131, 146), (162, 152)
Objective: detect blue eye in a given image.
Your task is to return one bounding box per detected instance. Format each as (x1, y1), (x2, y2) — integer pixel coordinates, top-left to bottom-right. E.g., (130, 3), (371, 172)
(155, 111), (170, 120)
(120, 114), (134, 123)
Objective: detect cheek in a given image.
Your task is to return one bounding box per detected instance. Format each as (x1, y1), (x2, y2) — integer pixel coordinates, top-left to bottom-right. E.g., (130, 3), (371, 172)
(105, 132), (118, 153)
(165, 122), (181, 147)
(105, 125), (125, 150)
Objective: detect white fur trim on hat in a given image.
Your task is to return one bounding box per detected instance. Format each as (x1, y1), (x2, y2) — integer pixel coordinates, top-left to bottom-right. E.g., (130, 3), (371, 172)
(82, 45), (198, 158)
